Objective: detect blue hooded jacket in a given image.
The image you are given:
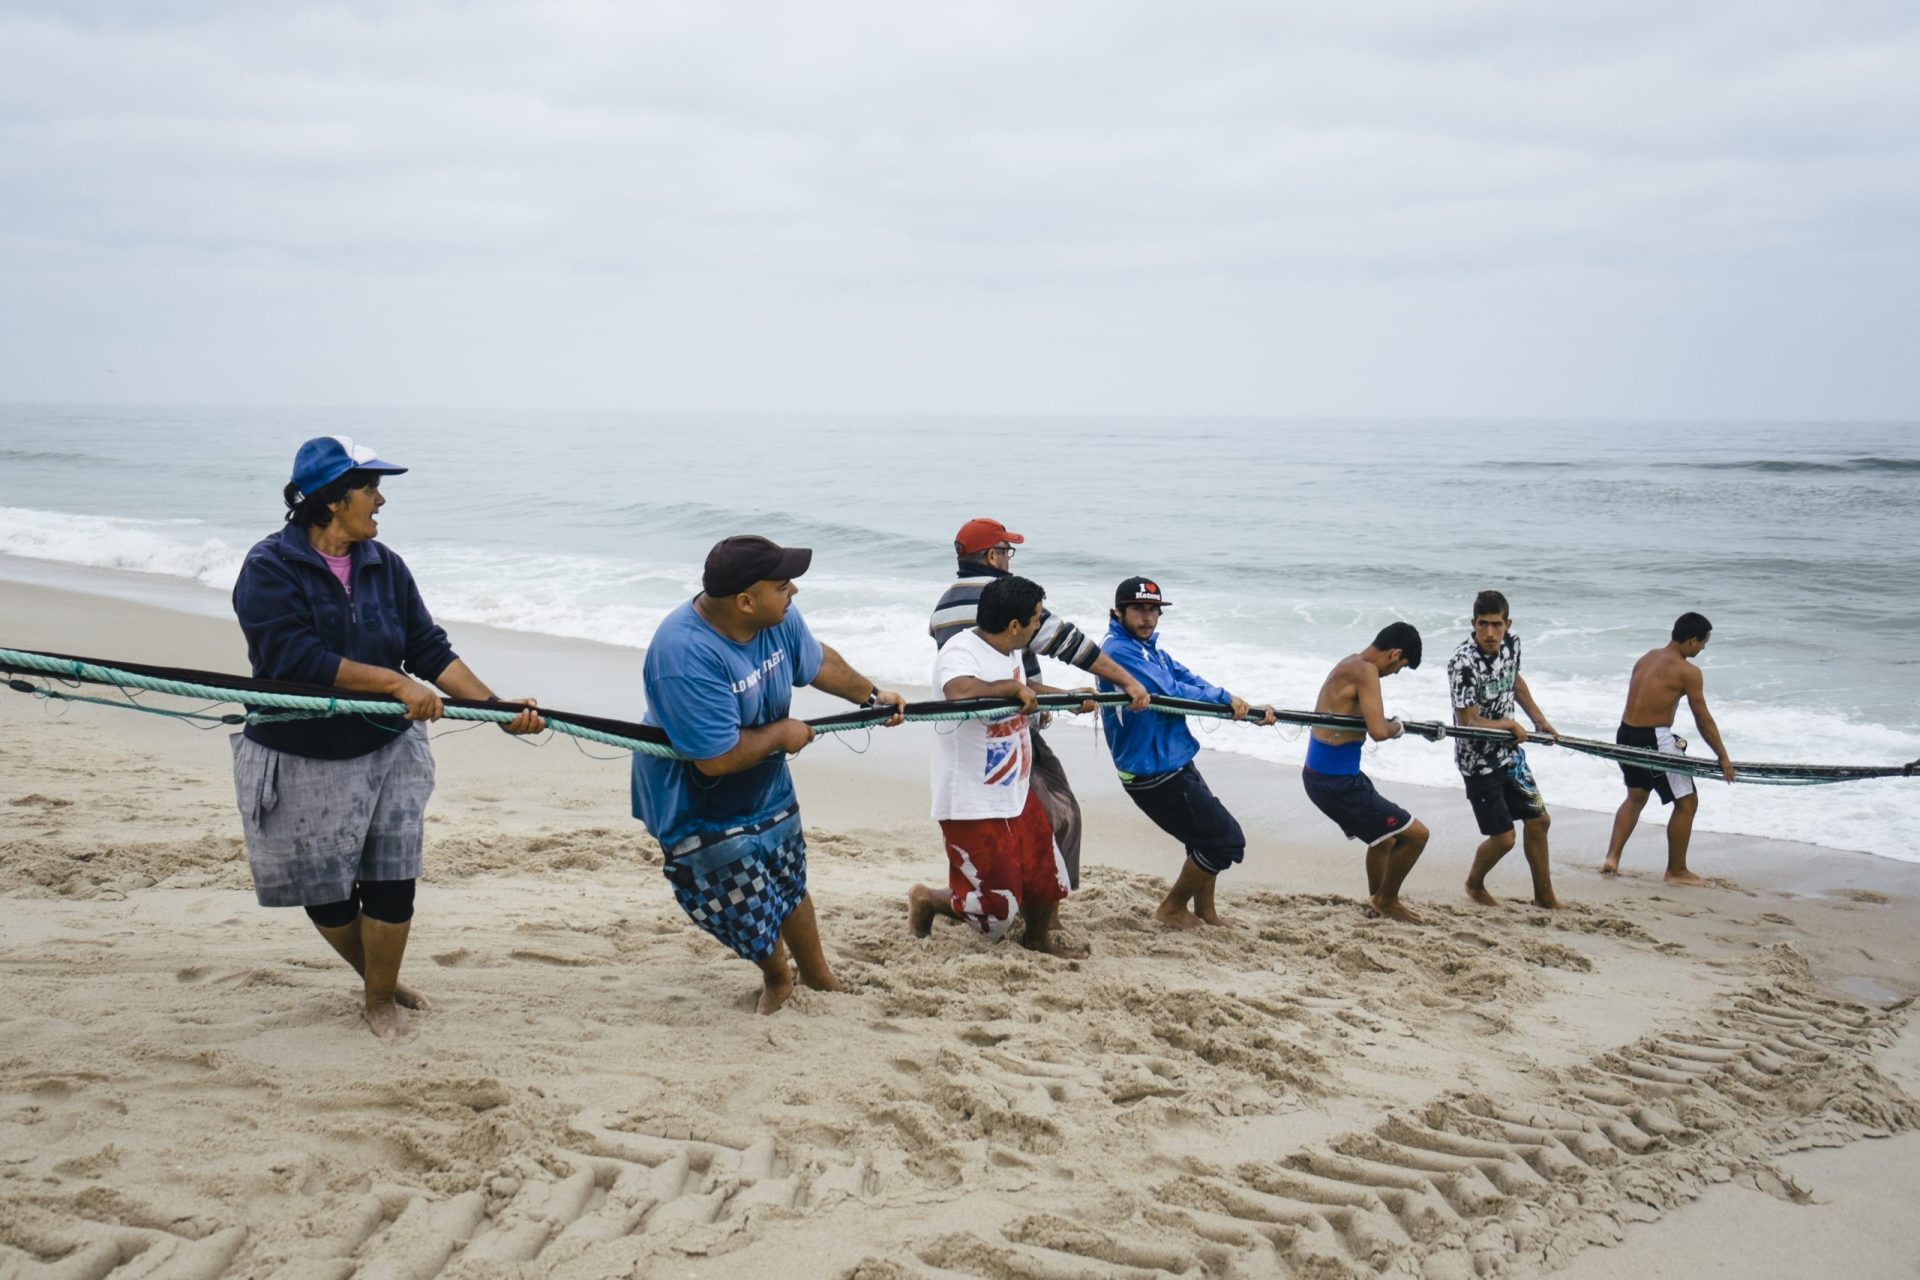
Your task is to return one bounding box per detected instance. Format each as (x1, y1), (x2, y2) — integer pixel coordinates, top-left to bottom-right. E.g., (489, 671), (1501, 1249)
(232, 524), (458, 760)
(1096, 618), (1232, 777)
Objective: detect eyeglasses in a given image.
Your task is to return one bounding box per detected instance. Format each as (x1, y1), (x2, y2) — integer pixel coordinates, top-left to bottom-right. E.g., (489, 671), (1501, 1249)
(991, 545), (1017, 558)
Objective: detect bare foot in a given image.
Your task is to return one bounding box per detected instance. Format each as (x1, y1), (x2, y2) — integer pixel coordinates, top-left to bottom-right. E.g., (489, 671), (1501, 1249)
(1599, 858), (1621, 876)
(1664, 870), (1711, 887)
(362, 1000), (412, 1042)
(1153, 901), (1205, 930)
(757, 971), (795, 1015)
(1198, 908), (1227, 927)
(1022, 933), (1091, 960)
(1369, 894), (1424, 924)
(1533, 891), (1564, 909)
(907, 885), (941, 938)
(800, 970), (842, 993)
(1465, 883), (1501, 908)
(392, 982), (432, 1012)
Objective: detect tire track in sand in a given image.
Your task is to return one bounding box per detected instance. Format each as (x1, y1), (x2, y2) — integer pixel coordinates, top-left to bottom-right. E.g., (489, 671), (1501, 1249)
(852, 969), (1916, 1279)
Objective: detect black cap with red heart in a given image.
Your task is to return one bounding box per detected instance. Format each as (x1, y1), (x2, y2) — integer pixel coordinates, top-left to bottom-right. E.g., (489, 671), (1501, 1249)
(1114, 576), (1170, 609)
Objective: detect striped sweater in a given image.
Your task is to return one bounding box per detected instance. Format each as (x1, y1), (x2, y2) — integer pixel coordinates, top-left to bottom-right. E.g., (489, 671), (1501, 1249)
(929, 565), (1104, 681)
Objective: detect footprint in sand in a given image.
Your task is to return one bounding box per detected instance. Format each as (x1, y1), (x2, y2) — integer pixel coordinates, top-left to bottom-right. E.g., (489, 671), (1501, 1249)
(509, 948), (599, 967)
(7, 793), (73, 808)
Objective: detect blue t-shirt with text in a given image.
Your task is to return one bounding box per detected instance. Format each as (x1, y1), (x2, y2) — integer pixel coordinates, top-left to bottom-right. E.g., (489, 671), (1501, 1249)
(630, 599), (824, 853)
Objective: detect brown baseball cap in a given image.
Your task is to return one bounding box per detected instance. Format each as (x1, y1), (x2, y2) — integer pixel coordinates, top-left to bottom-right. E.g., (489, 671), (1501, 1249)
(954, 517), (1025, 556)
(702, 535), (812, 598)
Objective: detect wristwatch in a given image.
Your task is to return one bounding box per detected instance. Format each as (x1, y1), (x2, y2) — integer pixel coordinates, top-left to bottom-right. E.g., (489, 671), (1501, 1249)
(861, 686), (881, 708)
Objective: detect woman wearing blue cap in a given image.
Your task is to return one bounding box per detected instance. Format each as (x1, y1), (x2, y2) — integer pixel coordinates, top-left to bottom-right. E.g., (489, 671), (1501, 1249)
(230, 436), (542, 1042)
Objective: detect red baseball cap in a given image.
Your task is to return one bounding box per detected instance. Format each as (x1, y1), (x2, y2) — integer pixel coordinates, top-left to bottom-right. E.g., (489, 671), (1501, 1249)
(954, 518), (1025, 556)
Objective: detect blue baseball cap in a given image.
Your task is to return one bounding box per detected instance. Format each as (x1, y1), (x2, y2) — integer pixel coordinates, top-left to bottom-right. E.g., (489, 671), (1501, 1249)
(290, 436), (408, 501)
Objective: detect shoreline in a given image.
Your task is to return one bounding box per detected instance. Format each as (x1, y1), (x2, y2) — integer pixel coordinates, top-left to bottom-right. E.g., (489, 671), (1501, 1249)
(5, 569), (1920, 998)
(4, 570), (1919, 1277)
(5, 549), (1913, 869)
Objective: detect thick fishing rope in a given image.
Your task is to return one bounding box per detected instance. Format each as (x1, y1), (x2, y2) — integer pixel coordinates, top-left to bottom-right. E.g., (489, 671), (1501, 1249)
(3, 646), (1915, 785)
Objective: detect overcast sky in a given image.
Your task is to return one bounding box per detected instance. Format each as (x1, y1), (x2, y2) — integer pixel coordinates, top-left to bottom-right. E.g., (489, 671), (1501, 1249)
(1, 0), (1915, 418)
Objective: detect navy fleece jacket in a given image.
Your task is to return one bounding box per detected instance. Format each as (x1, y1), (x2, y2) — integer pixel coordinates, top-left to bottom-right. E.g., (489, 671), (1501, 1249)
(232, 524), (457, 759)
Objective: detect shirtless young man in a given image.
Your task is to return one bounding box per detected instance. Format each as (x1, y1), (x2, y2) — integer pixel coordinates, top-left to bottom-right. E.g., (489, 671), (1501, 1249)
(1301, 622), (1432, 922)
(1600, 612), (1735, 886)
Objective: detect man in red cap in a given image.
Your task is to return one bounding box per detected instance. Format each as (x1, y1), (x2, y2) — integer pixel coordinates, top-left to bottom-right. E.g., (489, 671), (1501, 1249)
(930, 518), (1149, 888)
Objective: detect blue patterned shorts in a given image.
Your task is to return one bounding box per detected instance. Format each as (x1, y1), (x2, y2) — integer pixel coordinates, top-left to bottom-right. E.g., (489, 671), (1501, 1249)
(661, 813), (808, 963)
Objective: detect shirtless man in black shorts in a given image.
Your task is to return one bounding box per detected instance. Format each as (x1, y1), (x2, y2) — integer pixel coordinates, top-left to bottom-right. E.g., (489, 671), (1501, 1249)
(1301, 622), (1432, 922)
(1601, 612), (1735, 886)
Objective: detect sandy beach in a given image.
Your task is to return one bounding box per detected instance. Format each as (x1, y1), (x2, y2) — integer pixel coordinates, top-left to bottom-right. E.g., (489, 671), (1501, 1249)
(3, 569), (1918, 1279)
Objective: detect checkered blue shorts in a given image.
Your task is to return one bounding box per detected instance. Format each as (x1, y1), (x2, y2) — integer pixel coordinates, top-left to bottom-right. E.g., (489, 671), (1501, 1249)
(661, 813), (807, 963)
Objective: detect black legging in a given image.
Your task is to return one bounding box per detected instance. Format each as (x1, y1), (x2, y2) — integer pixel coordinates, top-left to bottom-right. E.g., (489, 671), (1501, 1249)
(303, 878), (416, 928)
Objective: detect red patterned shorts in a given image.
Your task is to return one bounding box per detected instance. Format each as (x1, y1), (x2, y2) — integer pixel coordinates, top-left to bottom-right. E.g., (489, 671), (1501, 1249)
(937, 791), (1070, 942)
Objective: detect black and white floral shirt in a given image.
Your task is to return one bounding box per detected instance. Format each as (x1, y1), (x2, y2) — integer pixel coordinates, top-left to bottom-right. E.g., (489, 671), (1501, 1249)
(1448, 632), (1521, 776)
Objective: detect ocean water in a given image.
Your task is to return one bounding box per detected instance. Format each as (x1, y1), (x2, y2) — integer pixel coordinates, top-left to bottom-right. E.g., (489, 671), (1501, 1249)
(2, 404), (1917, 861)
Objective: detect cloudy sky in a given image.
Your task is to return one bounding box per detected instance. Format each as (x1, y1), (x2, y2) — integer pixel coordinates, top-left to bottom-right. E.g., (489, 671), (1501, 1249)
(1, 0), (1915, 418)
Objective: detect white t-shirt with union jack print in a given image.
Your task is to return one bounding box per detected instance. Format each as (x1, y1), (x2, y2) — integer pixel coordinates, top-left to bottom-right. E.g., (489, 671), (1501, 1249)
(929, 628), (1033, 820)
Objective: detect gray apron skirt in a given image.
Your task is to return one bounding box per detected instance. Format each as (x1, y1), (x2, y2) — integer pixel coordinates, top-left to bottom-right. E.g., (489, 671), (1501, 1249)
(230, 724), (436, 907)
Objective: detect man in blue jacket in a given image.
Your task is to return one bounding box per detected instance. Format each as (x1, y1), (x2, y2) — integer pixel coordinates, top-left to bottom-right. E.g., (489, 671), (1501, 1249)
(1096, 577), (1273, 927)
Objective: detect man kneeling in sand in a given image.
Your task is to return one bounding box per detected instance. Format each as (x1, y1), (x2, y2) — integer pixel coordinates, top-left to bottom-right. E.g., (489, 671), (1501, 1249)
(1302, 623), (1432, 923)
(910, 575), (1089, 958)
(1601, 611), (1734, 886)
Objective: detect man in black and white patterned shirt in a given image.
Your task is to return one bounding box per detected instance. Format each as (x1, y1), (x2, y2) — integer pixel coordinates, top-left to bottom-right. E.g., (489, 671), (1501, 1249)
(1448, 589), (1563, 909)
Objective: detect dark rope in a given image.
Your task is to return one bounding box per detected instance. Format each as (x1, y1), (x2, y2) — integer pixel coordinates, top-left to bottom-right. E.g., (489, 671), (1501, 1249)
(4, 646), (1914, 785)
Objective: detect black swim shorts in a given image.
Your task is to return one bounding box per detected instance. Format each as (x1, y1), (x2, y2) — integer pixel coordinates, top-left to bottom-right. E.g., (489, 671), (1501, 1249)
(1120, 761), (1246, 875)
(1463, 749), (1548, 837)
(1616, 723), (1697, 806)
(1301, 766), (1413, 846)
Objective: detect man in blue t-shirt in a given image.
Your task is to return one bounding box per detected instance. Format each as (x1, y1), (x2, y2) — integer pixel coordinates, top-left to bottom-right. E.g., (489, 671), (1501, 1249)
(632, 535), (905, 1015)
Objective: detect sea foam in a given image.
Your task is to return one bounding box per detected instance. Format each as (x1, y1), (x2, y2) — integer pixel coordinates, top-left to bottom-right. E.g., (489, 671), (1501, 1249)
(5, 501), (1917, 862)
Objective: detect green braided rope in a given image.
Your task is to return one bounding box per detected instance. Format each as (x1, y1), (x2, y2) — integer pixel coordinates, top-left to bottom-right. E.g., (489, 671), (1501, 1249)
(0, 649), (1210, 761)
(4, 646), (1913, 784)
(0, 647), (686, 758)
(0, 648), (1063, 760)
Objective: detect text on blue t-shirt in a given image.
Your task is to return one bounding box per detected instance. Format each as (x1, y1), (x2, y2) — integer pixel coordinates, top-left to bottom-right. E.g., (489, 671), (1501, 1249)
(630, 598), (824, 853)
